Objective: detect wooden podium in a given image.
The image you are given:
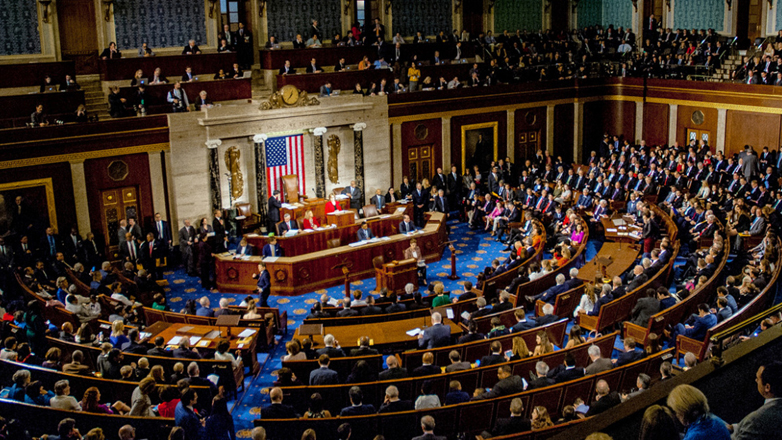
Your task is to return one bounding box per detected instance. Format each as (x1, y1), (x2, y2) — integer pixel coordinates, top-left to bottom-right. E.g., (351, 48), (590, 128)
(327, 211), (355, 227)
(376, 258), (419, 294)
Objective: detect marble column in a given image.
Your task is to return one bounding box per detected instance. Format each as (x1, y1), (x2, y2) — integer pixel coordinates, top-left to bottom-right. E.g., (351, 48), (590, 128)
(635, 101), (644, 143)
(546, 104), (555, 153)
(716, 108), (727, 153)
(312, 127), (328, 198)
(392, 123), (403, 186)
(573, 101), (584, 164)
(69, 160), (91, 237)
(506, 109), (515, 163)
(206, 139), (222, 211)
(668, 103), (679, 146)
(253, 134), (269, 227)
(147, 151), (167, 216)
(352, 123), (367, 201)
(441, 117), (452, 169)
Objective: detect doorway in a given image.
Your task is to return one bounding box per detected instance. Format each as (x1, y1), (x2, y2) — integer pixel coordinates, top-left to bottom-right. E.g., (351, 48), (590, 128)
(462, 0), (484, 36)
(101, 187), (140, 259)
(687, 128), (711, 146)
(736, 0), (763, 49)
(56, 0), (99, 74)
(405, 145), (434, 183)
(515, 130), (541, 163)
(643, 0), (664, 28)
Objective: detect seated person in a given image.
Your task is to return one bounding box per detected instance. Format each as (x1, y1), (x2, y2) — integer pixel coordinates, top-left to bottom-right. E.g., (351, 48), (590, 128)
(181, 66), (196, 82)
(320, 81), (333, 97)
(279, 60), (296, 75)
(262, 236), (283, 257)
(278, 213), (298, 234)
(357, 221), (375, 241)
(195, 90), (212, 111)
(230, 63), (243, 79)
(182, 40), (201, 55)
(217, 39), (232, 52)
(302, 210), (320, 229)
(306, 58), (323, 73)
(100, 42), (121, 59)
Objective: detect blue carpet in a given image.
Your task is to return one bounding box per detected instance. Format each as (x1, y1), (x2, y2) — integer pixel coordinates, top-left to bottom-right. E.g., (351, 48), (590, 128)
(158, 219), (607, 436)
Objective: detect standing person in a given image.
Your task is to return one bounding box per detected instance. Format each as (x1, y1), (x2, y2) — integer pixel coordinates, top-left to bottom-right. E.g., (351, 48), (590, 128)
(179, 219), (197, 276)
(196, 233), (214, 291)
(236, 22), (253, 69)
(268, 190), (282, 232)
(205, 395), (236, 440)
(213, 210), (228, 253)
(254, 262), (271, 307)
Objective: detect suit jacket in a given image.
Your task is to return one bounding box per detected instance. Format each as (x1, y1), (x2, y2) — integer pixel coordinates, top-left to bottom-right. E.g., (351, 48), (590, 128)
(378, 367), (408, 380)
(526, 376), (555, 390)
(179, 226), (196, 247)
(268, 197), (282, 222)
(315, 346), (345, 358)
(404, 245), (423, 261)
(399, 221), (417, 234)
(480, 353), (506, 367)
(553, 366), (585, 383)
(631, 297), (660, 326)
(731, 398), (782, 440)
(615, 349), (644, 367)
(412, 364), (441, 377)
(585, 358), (613, 375)
(535, 314), (560, 327)
(342, 186), (363, 209)
(262, 243), (283, 257)
(261, 403), (298, 419)
(475, 375), (525, 400)
(278, 66), (296, 75)
(340, 404), (377, 417)
(419, 323), (451, 348)
(627, 273), (649, 292)
(377, 399), (414, 414)
(357, 227), (375, 241)
(278, 220), (298, 235)
(586, 392), (621, 416)
(491, 417), (532, 437)
(371, 194), (385, 210)
(309, 367), (339, 385)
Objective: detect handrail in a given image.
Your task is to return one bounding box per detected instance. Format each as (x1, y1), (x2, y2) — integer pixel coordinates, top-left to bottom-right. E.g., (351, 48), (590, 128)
(709, 299), (782, 363)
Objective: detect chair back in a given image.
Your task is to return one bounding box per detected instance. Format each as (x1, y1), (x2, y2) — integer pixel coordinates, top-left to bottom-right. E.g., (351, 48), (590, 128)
(363, 204), (380, 218)
(281, 174), (300, 203)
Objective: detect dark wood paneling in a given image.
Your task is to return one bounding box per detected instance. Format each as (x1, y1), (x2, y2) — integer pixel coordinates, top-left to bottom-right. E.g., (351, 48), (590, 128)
(554, 104), (574, 163)
(675, 105), (718, 147)
(57, 0), (99, 74)
(725, 110), (781, 158)
(0, 163), (77, 236)
(0, 61), (76, 89)
(0, 91), (85, 129)
(642, 102), (669, 146)
(100, 53), (238, 81)
(84, 154), (154, 246)
(450, 111), (507, 173)
(401, 118), (443, 175)
(583, 100), (636, 153)
(514, 106), (547, 163)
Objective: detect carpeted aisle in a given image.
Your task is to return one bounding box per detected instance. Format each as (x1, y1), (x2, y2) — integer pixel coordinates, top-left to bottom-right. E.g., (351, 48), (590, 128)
(159, 219), (603, 437)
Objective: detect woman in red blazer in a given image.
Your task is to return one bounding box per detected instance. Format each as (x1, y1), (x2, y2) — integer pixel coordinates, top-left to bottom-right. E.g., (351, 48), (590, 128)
(324, 194), (341, 214)
(302, 210), (320, 230)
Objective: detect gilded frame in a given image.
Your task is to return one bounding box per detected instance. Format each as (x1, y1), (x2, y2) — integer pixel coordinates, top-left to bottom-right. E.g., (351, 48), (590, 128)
(460, 122), (498, 174)
(0, 178), (58, 232)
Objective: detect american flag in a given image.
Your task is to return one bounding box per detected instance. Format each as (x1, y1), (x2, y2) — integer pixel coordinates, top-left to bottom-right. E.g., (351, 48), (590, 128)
(265, 134), (306, 198)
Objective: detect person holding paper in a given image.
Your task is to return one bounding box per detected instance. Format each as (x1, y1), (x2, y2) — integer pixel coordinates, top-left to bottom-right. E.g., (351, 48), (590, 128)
(404, 238), (427, 284)
(253, 262), (271, 307)
(302, 210), (320, 230)
(278, 213), (298, 235)
(357, 222), (375, 241)
(235, 238), (253, 256)
(418, 312), (451, 348)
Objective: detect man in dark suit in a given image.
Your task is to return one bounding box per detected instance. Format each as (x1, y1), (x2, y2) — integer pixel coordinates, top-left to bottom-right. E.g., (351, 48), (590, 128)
(182, 40), (201, 55)
(316, 334), (345, 358)
(234, 239), (253, 256)
(535, 304), (560, 327)
(262, 237), (283, 257)
(146, 336), (170, 357)
(446, 166), (461, 211)
(267, 190), (282, 231)
(510, 308), (536, 332)
(378, 355), (408, 380)
(261, 387), (299, 419)
(480, 341), (506, 366)
(488, 166), (501, 195)
(278, 60), (296, 75)
(121, 329), (150, 354)
(342, 180), (363, 210)
(527, 361), (556, 390)
(399, 214), (417, 234)
(138, 233), (159, 279)
(626, 265), (649, 292)
(730, 362), (782, 439)
(418, 312), (451, 348)
(339, 386), (376, 416)
(377, 385), (414, 413)
(432, 189), (448, 213)
(39, 227), (60, 262)
(412, 352), (441, 376)
(484, 398), (531, 437)
(62, 227), (81, 264)
(357, 222), (375, 241)
(586, 380), (622, 416)
(412, 416), (446, 440)
(411, 182), (427, 227)
(473, 365), (525, 400)
(613, 338), (644, 367)
(212, 210), (228, 253)
(309, 354), (339, 385)
(370, 188), (385, 211)
(349, 336), (380, 356)
(630, 288), (660, 326)
(173, 341), (201, 359)
(305, 58), (323, 73)
(277, 213), (298, 235)
(549, 354), (585, 383)
(254, 262), (271, 307)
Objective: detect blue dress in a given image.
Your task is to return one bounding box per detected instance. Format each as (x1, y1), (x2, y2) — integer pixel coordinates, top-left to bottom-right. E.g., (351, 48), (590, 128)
(683, 414), (731, 440)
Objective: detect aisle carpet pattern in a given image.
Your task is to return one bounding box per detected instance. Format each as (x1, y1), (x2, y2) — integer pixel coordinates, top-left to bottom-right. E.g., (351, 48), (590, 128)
(160, 219), (603, 436)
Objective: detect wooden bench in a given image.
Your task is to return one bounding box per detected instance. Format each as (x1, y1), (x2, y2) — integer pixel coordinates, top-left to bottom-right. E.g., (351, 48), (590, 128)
(479, 220), (546, 300)
(534, 283), (586, 318)
(255, 347), (674, 440)
(469, 306), (525, 335)
(16, 274), (81, 330)
(282, 354), (385, 384)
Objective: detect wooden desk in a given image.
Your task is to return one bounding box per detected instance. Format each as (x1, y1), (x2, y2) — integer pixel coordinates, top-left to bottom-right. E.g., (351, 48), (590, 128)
(99, 53), (238, 81)
(293, 315), (463, 352)
(260, 46), (376, 70)
(217, 213), (448, 295)
(142, 321), (259, 374)
(382, 201), (413, 217)
(278, 198), (350, 226)
(1, 61), (76, 88)
(418, 61), (476, 82)
(118, 78), (251, 114)
(0, 91), (85, 128)
(327, 211), (355, 227)
(577, 242), (640, 283)
(601, 216), (643, 243)
(244, 213), (404, 256)
(277, 69), (394, 93)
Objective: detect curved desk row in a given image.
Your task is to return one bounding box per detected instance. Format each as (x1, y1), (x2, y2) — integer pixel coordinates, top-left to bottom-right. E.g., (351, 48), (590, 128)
(216, 212), (448, 295)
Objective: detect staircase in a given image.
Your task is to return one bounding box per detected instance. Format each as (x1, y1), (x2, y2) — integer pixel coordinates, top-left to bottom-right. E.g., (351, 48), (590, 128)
(78, 75), (109, 120)
(712, 52), (742, 83)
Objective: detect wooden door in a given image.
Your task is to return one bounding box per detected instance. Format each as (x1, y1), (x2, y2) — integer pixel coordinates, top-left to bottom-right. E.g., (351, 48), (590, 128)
(462, 0), (484, 36)
(550, 0), (569, 33)
(101, 187), (140, 258)
(515, 130), (540, 163)
(686, 128), (710, 145)
(405, 145), (433, 183)
(643, 0), (664, 26)
(737, 0), (763, 48)
(56, 0), (99, 74)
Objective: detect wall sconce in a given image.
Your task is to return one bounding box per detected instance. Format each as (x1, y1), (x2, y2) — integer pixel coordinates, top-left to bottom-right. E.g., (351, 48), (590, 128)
(38, 0), (53, 23)
(103, 0), (114, 22)
(207, 0), (217, 18)
(258, 0), (266, 17)
(544, 0), (551, 12)
(344, 0), (351, 15)
(385, 0), (392, 15)
(665, 0), (671, 10)
(454, 0), (462, 11)
(487, 0), (495, 12)
(631, 0), (638, 11)
(571, 0), (579, 12)
(726, 0), (732, 10)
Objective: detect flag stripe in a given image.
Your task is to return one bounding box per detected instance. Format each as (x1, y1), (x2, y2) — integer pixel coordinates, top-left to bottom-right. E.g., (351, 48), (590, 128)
(265, 134), (306, 200)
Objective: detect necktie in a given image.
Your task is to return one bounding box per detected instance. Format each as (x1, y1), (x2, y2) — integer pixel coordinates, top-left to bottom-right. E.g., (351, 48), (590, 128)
(271, 246), (276, 257)
(129, 242), (135, 259)
(48, 236), (55, 254)
(149, 243), (153, 257)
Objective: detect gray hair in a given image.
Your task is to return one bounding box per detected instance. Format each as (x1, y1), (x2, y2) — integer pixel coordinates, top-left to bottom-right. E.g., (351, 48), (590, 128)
(405, 283), (415, 293)
(535, 361), (549, 376)
(542, 303), (554, 315)
(642, 258), (651, 269)
(324, 334), (335, 346)
(385, 385), (399, 398)
(556, 274), (566, 284)
(569, 268), (579, 278)
(588, 345), (601, 358)
(219, 298), (229, 308)
(499, 291), (510, 302)
(477, 297), (487, 307)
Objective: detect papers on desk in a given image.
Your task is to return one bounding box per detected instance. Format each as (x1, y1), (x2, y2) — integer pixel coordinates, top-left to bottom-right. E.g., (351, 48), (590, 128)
(406, 328), (422, 337)
(348, 241), (366, 247)
(606, 228), (618, 233)
(284, 230), (298, 237)
(189, 336), (202, 346)
(237, 329), (257, 338)
(281, 203), (296, 209)
(139, 332), (152, 340)
(395, 207), (407, 214)
(263, 256), (279, 263)
(235, 215), (246, 220)
(196, 340), (211, 348)
(246, 233), (260, 237)
(167, 336), (184, 346)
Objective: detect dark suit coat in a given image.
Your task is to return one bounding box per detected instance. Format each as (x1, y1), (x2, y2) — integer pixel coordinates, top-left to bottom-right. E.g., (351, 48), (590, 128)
(262, 243), (283, 257)
(278, 220), (298, 235)
(339, 404), (376, 417)
(147, 347), (171, 357)
(419, 323), (451, 348)
(511, 319), (536, 332)
(377, 399), (414, 413)
(399, 221), (417, 234)
(268, 197), (282, 222)
(480, 353), (506, 367)
(526, 376), (555, 390)
(309, 367), (339, 385)
(631, 297), (660, 326)
(475, 375), (525, 399)
(615, 349), (644, 367)
(349, 346), (380, 356)
(586, 392), (621, 416)
(626, 273), (649, 292)
(534, 314), (560, 327)
(492, 417), (532, 437)
(315, 346), (345, 358)
(378, 367), (408, 380)
(492, 301), (514, 314)
(357, 227), (375, 241)
(731, 398), (782, 440)
(553, 366), (585, 383)
(412, 364), (441, 377)
(261, 403), (298, 419)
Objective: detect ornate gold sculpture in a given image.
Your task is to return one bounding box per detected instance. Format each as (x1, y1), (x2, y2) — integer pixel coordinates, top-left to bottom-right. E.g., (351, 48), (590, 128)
(260, 86), (320, 110)
(224, 146), (244, 200)
(327, 135), (340, 184)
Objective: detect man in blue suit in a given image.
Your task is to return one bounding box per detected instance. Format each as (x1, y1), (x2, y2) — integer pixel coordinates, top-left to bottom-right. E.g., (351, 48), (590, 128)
(262, 236), (283, 257)
(253, 262), (271, 307)
(418, 312), (451, 348)
(399, 214), (417, 234)
(613, 337), (644, 367)
(235, 238), (253, 256)
(576, 189), (593, 209)
(277, 213), (298, 235)
(357, 222), (375, 241)
(526, 274), (567, 304)
(309, 354), (339, 385)
(175, 389), (204, 440)
(339, 386), (376, 416)
(667, 303), (717, 342)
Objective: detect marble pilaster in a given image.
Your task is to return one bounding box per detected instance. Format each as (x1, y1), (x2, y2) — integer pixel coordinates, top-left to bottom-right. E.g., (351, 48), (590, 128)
(206, 139), (222, 211)
(147, 151), (167, 216)
(69, 160), (91, 237)
(668, 103), (679, 145)
(253, 134), (269, 227)
(716, 108), (727, 153)
(352, 123), (367, 201)
(546, 105), (555, 153)
(441, 117), (452, 169)
(506, 109), (515, 162)
(312, 127), (328, 198)
(635, 101), (644, 143)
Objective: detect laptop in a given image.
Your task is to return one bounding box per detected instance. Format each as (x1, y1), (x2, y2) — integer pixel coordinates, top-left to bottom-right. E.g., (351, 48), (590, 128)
(43, 85), (58, 93)
(332, 89), (340, 95)
(139, 78), (148, 85)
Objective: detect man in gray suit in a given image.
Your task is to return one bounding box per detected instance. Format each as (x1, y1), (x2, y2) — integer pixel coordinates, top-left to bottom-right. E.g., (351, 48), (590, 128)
(729, 361), (782, 440)
(630, 289), (660, 326)
(739, 145), (759, 180)
(418, 312), (451, 348)
(472, 365), (524, 400)
(585, 345), (613, 375)
(342, 180), (363, 210)
(179, 219), (197, 276)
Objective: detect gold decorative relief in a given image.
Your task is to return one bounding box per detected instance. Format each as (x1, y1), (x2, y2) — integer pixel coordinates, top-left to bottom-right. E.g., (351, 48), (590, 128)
(224, 146), (244, 200)
(260, 86), (320, 110)
(327, 134), (341, 184)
